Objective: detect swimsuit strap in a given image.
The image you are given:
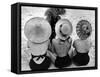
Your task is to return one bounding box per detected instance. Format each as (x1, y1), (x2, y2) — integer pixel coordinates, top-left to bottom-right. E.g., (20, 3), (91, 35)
(31, 53), (47, 60)
(66, 36), (71, 43)
(66, 36), (70, 41)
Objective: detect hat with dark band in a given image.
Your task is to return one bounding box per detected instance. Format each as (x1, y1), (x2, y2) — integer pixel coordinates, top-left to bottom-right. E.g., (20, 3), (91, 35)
(55, 19), (73, 40)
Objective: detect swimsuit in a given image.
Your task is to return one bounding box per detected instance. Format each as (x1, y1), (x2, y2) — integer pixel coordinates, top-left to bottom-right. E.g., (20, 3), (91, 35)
(29, 53), (51, 71)
(72, 50), (90, 66)
(55, 54), (72, 68)
(54, 37), (72, 68)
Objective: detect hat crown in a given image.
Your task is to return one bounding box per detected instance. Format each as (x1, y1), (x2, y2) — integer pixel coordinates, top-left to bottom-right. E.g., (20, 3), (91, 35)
(33, 24), (45, 37)
(60, 23), (72, 35)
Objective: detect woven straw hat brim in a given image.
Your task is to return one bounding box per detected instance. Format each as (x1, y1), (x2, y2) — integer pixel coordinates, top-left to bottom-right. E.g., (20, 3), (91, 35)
(55, 19), (73, 40)
(76, 20), (92, 40)
(24, 17), (51, 43)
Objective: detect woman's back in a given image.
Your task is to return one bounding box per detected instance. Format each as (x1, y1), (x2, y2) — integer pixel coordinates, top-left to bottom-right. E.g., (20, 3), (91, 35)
(74, 39), (91, 53)
(52, 38), (71, 57)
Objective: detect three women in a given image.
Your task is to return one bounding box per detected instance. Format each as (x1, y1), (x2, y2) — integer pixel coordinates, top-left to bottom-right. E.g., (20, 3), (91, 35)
(24, 17), (92, 70)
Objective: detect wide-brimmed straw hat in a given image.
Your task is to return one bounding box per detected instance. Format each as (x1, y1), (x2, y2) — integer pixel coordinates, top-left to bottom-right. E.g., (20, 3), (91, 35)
(24, 17), (51, 43)
(76, 20), (92, 40)
(55, 19), (73, 40)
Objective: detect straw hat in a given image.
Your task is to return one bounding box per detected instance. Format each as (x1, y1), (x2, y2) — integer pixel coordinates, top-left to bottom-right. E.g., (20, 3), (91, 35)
(76, 20), (92, 40)
(55, 19), (73, 40)
(24, 17), (51, 43)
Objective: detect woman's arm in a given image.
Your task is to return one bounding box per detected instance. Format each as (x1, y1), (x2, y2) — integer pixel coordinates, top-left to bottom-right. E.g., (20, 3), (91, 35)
(67, 37), (73, 57)
(47, 39), (57, 63)
(48, 39), (57, 54)
(47, 50), (56, 63)
(73, 40), (76, 48)
(72, 40), (77, 57)
(48, 40), (53, 52)
(68, 37), (72, 44)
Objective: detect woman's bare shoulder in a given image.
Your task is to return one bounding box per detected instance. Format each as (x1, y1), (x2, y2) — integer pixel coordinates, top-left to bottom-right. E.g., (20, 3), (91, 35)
(73, 39), (80, 44)
(52, 39), (58, 43)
